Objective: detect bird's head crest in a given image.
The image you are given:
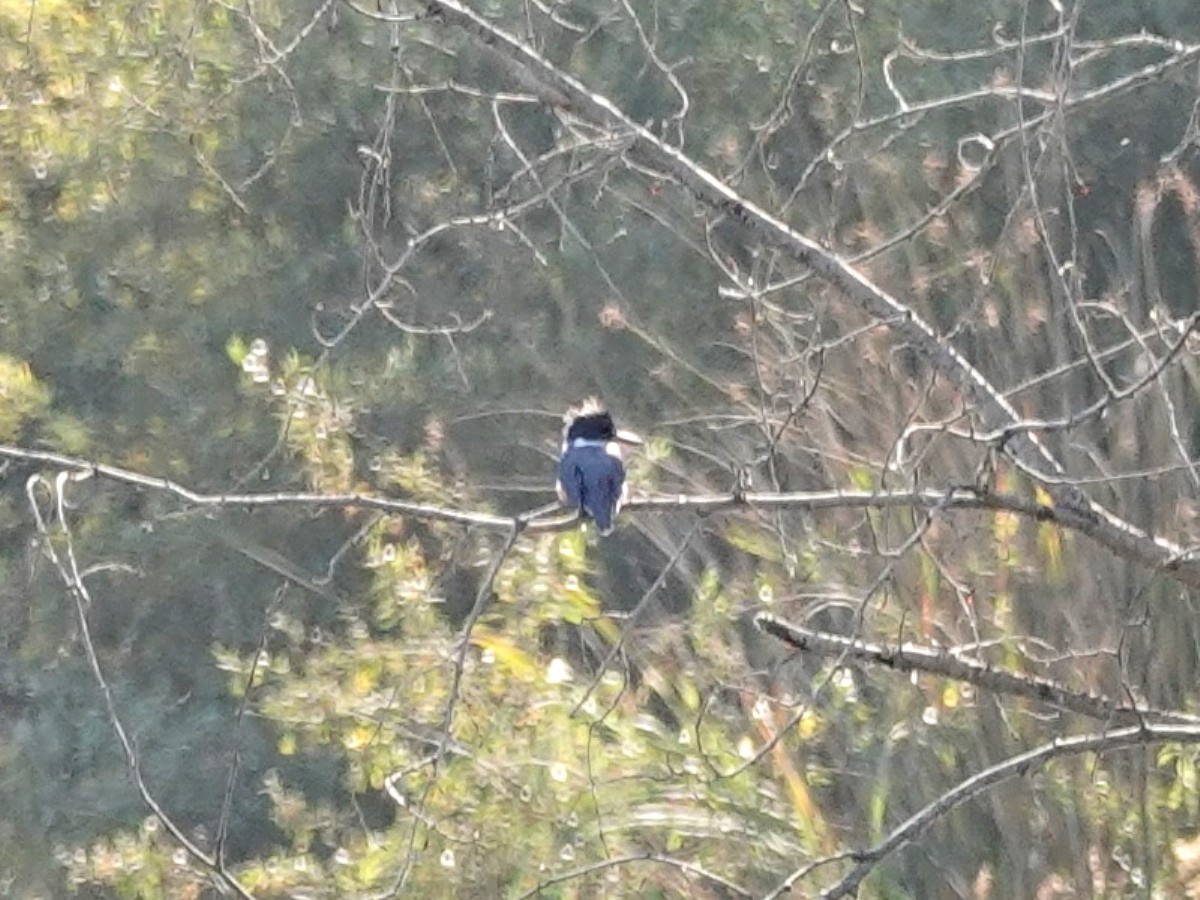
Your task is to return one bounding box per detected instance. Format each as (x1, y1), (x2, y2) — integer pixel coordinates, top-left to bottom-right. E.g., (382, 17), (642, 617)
(562, 398), (643, 446)
(562, 398), (615, 442)
(564, 397), (608, 423)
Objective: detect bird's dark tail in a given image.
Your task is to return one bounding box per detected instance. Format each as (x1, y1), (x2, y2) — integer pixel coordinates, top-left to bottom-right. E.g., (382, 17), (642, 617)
(589, 502), (616, 537)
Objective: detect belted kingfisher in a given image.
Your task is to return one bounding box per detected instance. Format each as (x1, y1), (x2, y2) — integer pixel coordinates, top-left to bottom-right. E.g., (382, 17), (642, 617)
(557, 399), (641, 536)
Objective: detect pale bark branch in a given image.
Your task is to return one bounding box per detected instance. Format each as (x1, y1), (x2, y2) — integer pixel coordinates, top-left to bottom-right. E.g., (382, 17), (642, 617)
(0, 442), (1165, 553)
(755, 613), (1200, 726)
(412, 0), (1200, 586)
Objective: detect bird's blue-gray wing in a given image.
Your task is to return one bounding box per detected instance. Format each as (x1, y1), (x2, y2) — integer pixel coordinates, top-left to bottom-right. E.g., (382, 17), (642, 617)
(589, 453), (626, 535)
(558, 447), (625, 535)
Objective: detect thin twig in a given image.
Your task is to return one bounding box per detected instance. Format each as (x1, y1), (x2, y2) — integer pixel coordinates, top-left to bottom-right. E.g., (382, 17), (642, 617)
(808, 723), (1200, 899)
(25, 474), (257, 900)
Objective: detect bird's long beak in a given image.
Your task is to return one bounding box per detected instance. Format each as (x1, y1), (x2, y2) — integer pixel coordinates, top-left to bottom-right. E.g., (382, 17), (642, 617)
(615, 428), (644, 446)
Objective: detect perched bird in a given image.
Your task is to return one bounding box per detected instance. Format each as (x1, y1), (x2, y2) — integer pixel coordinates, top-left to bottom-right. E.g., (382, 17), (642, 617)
(557, 399), (641, 536)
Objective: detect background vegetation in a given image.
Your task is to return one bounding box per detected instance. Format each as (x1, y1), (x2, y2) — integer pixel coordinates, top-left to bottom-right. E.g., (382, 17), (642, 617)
(4, 0), (1200, 896)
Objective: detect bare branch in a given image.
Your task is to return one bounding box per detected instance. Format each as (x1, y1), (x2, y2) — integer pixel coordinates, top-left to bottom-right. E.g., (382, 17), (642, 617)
(389, 524), (523, 893)
(571, 519), (702, 716)
(416, 0), (1200, 587)
(5, 443), (1194, 570)
(25, 474), (257, 900)
(215, 594), (280, 870)
(799, 723), (1200, 900)
(755, 613), (1200, 726)
(513, 851), (752, 899)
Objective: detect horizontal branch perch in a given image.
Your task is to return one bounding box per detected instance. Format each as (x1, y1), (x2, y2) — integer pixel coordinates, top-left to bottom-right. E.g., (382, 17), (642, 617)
(755, 613), (1200, 726)
(1, 443), (521, 529)
(0, 443), (1166, 548)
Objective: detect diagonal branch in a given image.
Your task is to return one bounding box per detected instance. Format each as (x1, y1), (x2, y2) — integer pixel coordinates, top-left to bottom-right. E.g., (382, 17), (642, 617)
(755, 613), (1200, 726)
(389, 522), (523, 894)
(25, 474), (257, 900)
(413, 0), (1200, 586)
(799, 722), (1200, 900)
